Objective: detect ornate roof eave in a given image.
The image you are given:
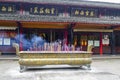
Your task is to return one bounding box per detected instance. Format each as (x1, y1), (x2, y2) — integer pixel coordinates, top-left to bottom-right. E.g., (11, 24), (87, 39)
(1, 0), (120, 9)
(0, 14), (120, 25)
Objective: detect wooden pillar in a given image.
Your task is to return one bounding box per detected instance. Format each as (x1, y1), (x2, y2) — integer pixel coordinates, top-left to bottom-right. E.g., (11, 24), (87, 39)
(69, 27), (73, 46)
(68, 23), (75, 46)
(111, 31), (116, 55)
(100, 32), (103, 55)
(17, 22), (23, 51)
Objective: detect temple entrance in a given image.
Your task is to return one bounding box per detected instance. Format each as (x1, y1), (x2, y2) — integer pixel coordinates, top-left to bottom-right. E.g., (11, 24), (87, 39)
(73, 32), (112, 55)
(21, 28), (67, 51)
(19, 22), (115, 55)
(73, 22), (113, 55)
(0, 21), (116, 55)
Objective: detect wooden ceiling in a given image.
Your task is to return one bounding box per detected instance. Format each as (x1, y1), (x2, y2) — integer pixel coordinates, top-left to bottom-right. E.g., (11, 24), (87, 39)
(21, 21), (113, 29)
(0, 21), (17, 27)
(113, 26), (120, 30)
(0, 21), (120, 30)
(74, 23), (112, 29)
(21, 22), (69, 29)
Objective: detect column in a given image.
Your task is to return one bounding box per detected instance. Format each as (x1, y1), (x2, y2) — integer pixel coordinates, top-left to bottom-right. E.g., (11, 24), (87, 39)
(68, 27), (73, 45)
(100, 32), (103, 55)
(17, 22), (23, 51)
(111, 31), (116, 55)
(68, 23), (75, 46)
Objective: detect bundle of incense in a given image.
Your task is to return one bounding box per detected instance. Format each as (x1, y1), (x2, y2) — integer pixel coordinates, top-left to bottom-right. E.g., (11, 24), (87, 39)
(57, 44), (61, 51)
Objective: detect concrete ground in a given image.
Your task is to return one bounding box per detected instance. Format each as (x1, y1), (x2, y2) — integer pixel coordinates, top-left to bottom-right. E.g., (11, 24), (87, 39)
(0, 59), (120, 80)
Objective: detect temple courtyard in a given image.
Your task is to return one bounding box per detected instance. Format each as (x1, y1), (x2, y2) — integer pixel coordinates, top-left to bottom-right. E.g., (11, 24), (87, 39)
(0, 59), (120, 80)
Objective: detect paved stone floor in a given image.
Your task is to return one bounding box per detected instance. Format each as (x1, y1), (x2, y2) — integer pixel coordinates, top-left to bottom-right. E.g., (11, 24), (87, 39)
(0, 59), (120, 80)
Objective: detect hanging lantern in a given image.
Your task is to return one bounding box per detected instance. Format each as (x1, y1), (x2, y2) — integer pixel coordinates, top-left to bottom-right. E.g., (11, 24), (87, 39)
(74, 35), (77, 46)
(84, 40), (87, 46)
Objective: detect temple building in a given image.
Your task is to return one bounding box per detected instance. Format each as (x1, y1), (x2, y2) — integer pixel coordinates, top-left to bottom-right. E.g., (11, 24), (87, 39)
(0, 0), (120, 55)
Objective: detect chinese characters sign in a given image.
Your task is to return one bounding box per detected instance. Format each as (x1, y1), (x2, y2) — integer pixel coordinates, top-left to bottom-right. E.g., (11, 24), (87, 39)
(0, 2), (99, 18)
(71, 8), (98, 17)
(29, 5), (59, 16)
(0, 4), (15, 13)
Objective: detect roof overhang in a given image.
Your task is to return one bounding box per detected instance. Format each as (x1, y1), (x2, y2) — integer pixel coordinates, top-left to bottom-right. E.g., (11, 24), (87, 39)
(0, 1), (120, 25)
(1, 0), (120, 9)
(0, 14), (120, 25)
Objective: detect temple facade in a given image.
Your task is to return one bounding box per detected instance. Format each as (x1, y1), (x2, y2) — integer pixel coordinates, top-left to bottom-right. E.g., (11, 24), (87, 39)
(0, 0), (120, 55)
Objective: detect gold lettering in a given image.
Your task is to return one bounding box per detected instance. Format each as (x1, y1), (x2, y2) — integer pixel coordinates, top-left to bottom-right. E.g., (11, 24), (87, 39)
(1, 6), (6, 11)
(8, 6), (12, 12)
(85, 11), (89, 16)
(80, 10), (84, 16)
(40, 8), (44, 14)
(75, 10), (79, 15)
(90, 11), (94, 16)
(34, 7), (38, 13)
(45, 8), (50, 14)
(51, 8), (55, 14)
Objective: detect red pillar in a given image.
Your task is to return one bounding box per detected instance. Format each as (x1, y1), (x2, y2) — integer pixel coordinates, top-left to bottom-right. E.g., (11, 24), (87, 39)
(19, 4), (23, 51)
(20, 27), (23, 51)
(100, 33), (103, 56)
